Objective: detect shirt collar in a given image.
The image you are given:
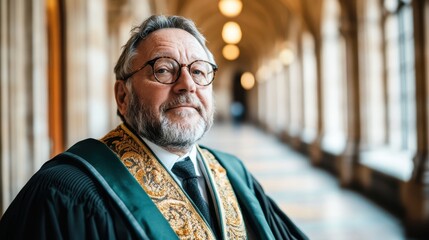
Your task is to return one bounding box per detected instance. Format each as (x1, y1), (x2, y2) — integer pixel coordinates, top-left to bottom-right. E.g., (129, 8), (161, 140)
(141, 137), (201, 177)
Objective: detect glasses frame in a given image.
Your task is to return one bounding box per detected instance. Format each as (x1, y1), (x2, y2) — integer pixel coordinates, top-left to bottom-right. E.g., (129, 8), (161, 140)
(121, 56), (218, 86)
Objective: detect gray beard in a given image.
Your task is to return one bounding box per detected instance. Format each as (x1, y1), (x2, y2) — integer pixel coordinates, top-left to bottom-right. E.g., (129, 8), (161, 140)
(125, 91), (214, 152)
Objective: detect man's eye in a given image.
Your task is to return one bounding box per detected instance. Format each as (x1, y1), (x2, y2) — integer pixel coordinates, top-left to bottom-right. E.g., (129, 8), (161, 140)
(192, 69), (204, 75)
(156, 68), (167, 73)
(155, 68), (173, 74)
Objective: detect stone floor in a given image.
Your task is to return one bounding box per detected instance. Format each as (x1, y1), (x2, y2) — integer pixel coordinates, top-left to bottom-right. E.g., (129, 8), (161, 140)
(200, 123), (406, 240)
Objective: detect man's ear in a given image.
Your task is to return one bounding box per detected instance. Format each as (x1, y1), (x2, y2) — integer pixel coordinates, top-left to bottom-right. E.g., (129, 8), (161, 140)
(115, 80), (130, 116)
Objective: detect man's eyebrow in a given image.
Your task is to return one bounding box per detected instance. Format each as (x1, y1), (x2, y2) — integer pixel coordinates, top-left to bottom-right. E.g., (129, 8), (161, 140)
(151, 52), (176, 59)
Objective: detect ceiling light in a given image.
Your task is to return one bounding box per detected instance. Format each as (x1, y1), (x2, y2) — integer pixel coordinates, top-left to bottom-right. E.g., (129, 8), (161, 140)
(279, 48), (295, 66)
(241, 72), (255, 90)
(218, 0), (243, 17)
(222, 21), (242, 44)
(222, 44), (240, 60)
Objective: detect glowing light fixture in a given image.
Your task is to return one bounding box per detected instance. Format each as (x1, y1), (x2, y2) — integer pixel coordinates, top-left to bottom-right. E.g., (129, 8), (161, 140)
(240, 72), (255, 90)
(279, 48), (295, 66)
(218, 0), (243, 17)
(222, 21), (242, 44)
(222, 44), (240, 60)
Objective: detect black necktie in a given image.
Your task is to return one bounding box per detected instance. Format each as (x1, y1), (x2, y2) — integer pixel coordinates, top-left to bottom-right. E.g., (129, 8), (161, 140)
(172, 157), (212, 226)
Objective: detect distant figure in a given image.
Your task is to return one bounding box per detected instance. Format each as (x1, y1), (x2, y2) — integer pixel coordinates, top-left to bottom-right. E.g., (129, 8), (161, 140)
(231, 101), (245, 124)
(0, 15), (308, 240)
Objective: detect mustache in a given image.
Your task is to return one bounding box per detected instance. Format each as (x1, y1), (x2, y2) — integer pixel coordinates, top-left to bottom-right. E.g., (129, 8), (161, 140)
(161, 94), (203, 113)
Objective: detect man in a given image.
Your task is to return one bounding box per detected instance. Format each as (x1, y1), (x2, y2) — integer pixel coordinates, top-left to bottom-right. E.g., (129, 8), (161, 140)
(0, 15), (307, 240)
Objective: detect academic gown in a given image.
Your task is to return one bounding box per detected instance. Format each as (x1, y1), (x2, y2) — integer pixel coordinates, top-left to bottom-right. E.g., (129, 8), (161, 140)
(0, 138), (308, 240)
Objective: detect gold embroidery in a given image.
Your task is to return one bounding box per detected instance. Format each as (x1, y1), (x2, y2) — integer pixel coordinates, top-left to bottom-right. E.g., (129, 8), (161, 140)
(101, 124), (246, 239)
(200, 149), (247, 239)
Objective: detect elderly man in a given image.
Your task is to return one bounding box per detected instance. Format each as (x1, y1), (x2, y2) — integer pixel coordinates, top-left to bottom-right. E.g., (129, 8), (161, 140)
(0, 15), (307, 240)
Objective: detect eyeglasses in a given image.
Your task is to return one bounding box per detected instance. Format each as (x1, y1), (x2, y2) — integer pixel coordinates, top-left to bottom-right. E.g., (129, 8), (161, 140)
(122, 56), (218, 86)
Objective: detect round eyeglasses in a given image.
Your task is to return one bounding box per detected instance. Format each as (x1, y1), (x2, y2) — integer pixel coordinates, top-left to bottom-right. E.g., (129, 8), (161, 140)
(122, 56), (218, 86)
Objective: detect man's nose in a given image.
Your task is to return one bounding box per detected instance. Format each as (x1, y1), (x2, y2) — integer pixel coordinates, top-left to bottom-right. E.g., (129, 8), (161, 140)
(172, 66), (197, 93)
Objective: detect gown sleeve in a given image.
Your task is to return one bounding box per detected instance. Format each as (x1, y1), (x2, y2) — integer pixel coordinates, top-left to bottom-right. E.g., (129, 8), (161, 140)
(0, 162), (138, 240)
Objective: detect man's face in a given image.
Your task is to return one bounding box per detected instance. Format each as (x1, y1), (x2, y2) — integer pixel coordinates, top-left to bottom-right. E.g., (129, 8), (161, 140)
(116, 28), (215, 154)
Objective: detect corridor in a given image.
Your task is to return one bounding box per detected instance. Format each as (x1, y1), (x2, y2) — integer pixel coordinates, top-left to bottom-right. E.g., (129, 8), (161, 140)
(201, 123), (405, 240)
(2, 0), (429, 238)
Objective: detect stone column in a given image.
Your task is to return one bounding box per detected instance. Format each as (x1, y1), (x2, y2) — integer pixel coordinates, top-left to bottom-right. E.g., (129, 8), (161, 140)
(338, 0), (361, 186)
(309, 35), (324, 166)
(63, 0), (111, 146)
(401, 0), (429, 237)
(0, 0), (50, 212)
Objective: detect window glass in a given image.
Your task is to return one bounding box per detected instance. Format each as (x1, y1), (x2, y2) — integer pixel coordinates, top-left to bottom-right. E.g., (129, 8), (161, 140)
(321, 0), (347, 154)
(359, 0), (416, 180)
(385, 2), (416, 151)
(302, 32), (318, 143)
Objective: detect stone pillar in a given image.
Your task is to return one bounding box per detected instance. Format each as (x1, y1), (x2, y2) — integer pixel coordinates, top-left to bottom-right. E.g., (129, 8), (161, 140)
(0, 0), (50, 212)
(338, 0), (361, 186)
(63, 0), (89, 145)
(309, 35), (324, 166)
(411, 0), (428, 184)
(63, 0), (111, 146)
(401, 0), (429, 237)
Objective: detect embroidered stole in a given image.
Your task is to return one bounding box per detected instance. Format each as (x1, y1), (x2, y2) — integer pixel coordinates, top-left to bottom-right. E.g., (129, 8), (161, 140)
(100, 124), (247, 239)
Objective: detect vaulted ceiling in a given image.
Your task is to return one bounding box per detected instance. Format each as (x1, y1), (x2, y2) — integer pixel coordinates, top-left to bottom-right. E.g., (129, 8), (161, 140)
(162, 0), (323, 72)
(109, 0), (324, 79)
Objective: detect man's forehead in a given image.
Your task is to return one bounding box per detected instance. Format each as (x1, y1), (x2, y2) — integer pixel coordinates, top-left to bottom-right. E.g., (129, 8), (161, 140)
(137, 28), (208, 60)
(144, 28), (201, 47)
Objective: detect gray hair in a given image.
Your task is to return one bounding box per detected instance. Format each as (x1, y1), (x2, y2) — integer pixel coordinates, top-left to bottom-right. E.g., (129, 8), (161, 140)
(114, 15), (215, 80)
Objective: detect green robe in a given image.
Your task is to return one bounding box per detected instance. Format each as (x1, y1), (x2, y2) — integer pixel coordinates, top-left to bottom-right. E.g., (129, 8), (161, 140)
(0, 138), (307, 240)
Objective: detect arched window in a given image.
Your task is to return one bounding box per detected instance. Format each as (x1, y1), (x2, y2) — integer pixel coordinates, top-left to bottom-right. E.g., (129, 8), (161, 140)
(384, 0), (416, 151)
(288, 50), (303, 137)
(256, 66), (271, 129)
(359, 0), (416, 180)
(321, 0), (347, 154)
(266, 67), (278, 132)
(275, 64), (287, 133)
(301, 32), (318, 144)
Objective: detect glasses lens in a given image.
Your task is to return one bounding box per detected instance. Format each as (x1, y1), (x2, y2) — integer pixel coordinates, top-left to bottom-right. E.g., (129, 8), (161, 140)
(190, 61), (214, 85)
(153, 58), (179, 83)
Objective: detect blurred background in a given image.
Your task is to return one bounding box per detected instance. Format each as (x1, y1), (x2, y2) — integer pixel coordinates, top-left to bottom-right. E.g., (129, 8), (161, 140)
(1, 0), (428, 239)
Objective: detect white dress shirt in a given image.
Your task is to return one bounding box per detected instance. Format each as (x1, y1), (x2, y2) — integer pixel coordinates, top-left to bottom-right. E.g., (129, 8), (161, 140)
(141, 137), (210, 203)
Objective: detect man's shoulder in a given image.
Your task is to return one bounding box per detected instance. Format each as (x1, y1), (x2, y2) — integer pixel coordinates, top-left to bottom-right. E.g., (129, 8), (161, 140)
(3, 154), (109, 221)
(34, 155), (104, 202)
(34, 136), (121, 201)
